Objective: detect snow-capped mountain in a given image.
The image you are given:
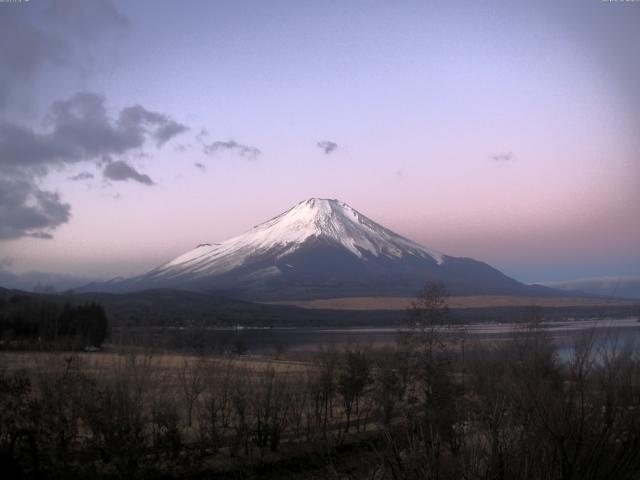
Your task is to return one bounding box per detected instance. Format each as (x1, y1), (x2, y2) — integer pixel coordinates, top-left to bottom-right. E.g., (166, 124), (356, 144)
(84, 198), (552, 299)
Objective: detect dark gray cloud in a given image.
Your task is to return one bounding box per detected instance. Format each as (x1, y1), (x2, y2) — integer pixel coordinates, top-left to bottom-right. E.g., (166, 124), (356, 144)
(103, 160), (154, 186)
(117, 103), (188, 148)
(0, 92), (187, 171)
(68, 171), (94, 181)
(155, 122), (189, 146)
(0, 174), (71, 240)
(194, 162), (206, 171)
(0, 0), (130, 109)
(203, 140), (261, 159)
(490, 152), (515, 162)
(0, 120), (69, 172)
(0, 11), (67, 81)
(0, 92), (184, 240)
(317, 140), (338, 155)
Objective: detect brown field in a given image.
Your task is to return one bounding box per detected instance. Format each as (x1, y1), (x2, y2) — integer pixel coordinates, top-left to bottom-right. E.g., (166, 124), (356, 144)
(0, 350), (313, 377)
(265, 295), (640, 310)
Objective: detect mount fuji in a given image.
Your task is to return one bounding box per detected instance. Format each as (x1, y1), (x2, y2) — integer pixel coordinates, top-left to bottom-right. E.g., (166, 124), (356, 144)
(84, 198), (553, 300)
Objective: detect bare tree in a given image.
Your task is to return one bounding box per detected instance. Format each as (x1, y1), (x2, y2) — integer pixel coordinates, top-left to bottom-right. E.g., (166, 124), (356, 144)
(337, 347), (371, 432)
(230, 371), (251, 456)
(308, 347), (339, 437)
(251, 366), (291, 454)
(199, 359), (234, 454)
(372, 353), (406, 425)
(178, 357), (206, 427)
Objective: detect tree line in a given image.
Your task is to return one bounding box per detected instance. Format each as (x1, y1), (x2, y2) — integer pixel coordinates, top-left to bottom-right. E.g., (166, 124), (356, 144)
(0, 294), (109, 349)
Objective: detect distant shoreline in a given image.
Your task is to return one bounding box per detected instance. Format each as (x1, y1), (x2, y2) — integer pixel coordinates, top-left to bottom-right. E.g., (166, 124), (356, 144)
(265, 295), (640, 311)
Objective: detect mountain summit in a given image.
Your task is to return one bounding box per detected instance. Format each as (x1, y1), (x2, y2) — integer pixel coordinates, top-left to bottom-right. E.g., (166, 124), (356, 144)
(86, 198), (551, 299)
(159, 198), (445, 271)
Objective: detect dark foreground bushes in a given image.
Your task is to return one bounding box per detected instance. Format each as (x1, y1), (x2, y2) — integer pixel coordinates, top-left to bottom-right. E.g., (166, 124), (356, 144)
(375, 325), (640, 480)
(2, 322), (640, 479)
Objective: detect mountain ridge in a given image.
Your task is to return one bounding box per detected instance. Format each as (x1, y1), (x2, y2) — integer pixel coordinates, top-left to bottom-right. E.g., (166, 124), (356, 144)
(80, 198), (565, 300)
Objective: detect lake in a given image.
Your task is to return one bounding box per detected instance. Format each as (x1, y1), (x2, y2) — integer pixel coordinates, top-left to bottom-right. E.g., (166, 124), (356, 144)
(113, 317), (640, 356)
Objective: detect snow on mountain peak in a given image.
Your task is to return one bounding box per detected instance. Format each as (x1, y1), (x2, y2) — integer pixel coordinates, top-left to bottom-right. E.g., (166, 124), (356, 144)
(151, 198), (444, 280)
(245, 197), (443, 261)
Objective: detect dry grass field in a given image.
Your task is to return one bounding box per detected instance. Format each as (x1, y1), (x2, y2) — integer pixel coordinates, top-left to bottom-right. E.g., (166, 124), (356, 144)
(266, 295), (640, 310)
(0, 349), (313, 378)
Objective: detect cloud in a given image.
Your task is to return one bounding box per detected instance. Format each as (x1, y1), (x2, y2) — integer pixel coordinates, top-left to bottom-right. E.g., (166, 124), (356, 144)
(155, 122), (189, 146)
(0, 0), (130, 109)
(195, 129), (209, 142)
(194, 162), (206, 171)
(203, 140), (261, 159)
(0, 120), (70, 172)
(317, 140), (338, 155)
(0, 3), (178, 242)
(0, 11), (67, 81)
(490, 152), (516, 162)
(0, 92), (186, 240)
(68, 171), (94, 181)
(0, 174), (71, 240)
(0, 92), (188, 172)
(30, 232), (55, 239)
(45, 0), (131, 40)
(118, 103), (188, 147)
(103, 160), (154, 185)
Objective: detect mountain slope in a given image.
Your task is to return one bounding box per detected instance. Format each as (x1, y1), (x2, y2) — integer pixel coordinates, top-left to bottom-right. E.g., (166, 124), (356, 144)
(83, 198), (558, 300)
(542, 277), (640, 300)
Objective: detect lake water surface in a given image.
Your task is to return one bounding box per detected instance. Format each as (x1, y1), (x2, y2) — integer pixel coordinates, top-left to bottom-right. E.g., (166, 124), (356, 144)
(118, 317), (640, 355)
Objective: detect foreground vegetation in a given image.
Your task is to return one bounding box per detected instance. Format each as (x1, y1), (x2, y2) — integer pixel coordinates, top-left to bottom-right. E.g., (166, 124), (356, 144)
(2, 285), (640, 479)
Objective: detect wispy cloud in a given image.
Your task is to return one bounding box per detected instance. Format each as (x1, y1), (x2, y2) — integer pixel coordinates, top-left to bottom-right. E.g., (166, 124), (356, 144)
(490, 151), (516, 162)
(194, 162), (206, 171)
(195, 129), (209, 142)
(317, 140), (338, 155)
(68, 171), (94, 181)
(203, 140), (261, 159)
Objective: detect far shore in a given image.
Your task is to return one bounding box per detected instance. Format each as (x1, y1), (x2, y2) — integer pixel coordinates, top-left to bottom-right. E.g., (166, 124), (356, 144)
(265, 295), (640, 311)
